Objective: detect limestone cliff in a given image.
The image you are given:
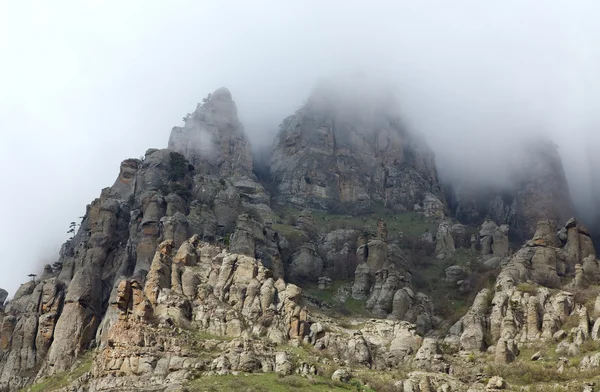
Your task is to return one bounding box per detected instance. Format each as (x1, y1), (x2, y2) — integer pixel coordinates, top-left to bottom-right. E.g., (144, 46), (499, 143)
(270, 81), (445, 212)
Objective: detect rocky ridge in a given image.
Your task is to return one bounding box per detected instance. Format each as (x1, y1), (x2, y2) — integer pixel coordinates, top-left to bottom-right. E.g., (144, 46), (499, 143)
(1, 86), (598, 392)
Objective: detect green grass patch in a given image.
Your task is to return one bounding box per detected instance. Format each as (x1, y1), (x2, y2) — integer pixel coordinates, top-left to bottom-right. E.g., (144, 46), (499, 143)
(302, 281), (369, 317)
(272, 223), (309, 249)
(187, 373), (364, 392)
(410, 248), (490, 326)
(21, 352), (93, 392)
(486, 340), (600, 387)
(310, 209), (436, 239)
(303, 281), (347, 303)
(274, 202), (437, 239)
(451, 248), (480, 266)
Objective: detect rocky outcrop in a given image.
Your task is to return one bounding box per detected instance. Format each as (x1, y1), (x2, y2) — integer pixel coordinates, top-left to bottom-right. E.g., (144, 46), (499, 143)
(0, 290), (6, 308)
(288, 245), (324, 283)
(435, 219), (455, 259)
(363, 267), (434, 334)
(351, 263), (372, 301)
(445, 218), (600, 355)
(270, 81), (444, 211)
(9, 85), (600, 392)
(168, 87), (252, 178)
(81, 238), (311, 390)
(512, 139), (575, 237)
(0, 91), (293, 391)
(478, 219), (510, 258)
(229, 213), (284, 279)
(318, 229), (359, 280)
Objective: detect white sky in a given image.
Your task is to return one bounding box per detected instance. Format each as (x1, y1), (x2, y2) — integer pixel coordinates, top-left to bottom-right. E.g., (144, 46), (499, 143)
(1, 1), (599, 295)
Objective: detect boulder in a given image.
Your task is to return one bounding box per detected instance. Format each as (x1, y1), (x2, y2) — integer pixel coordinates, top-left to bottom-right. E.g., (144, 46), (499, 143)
(288, 245), (324, 283)
(486, 376), (506, 390)
(331, 368), (352, 383)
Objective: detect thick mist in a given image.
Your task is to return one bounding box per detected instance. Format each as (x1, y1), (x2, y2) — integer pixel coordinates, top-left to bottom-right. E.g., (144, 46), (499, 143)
(1, 1), (600, 295)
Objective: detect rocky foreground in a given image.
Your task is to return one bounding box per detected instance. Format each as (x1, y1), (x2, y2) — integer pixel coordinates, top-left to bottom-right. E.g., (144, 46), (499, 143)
(2, 86), (600, 392)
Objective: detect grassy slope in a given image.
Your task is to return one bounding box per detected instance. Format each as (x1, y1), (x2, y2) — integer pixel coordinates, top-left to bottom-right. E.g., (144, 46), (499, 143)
(187, 373), (372, 392)
(484, 340), (600, 389)
(20, 353), (93, 392)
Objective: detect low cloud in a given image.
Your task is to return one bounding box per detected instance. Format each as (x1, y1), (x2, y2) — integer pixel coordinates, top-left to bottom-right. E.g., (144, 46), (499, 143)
(1, 1), (599, 294)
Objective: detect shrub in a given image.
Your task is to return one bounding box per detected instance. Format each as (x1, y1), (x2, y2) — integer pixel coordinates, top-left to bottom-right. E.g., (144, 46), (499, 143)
(168, 151), (188, 181)
(516, 282), (538, 296)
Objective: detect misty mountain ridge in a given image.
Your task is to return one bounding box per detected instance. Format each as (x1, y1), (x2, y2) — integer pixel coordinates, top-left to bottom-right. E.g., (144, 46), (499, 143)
(2, 82), (600, 392)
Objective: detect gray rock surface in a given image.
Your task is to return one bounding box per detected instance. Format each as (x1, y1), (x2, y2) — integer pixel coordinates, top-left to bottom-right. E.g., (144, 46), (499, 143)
(270, 81), (444, 211)
(319, 229), (359, 279)
(435, 220), (455, 259)
(0, 290), (7, 307)
(449, 138), (575, 239)
(168, 87), (252, 178)
(479, 219), (510, 258)
(288, 245), (324, 283)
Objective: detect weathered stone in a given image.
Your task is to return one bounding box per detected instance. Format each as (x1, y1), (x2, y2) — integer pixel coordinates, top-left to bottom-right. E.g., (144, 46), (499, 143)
(269, 80), (445, 211)
(331, 368), (352, 383)
(169, 87), (252, 178)
(0, 289), (7, 307)
(352, 263), (372, 300)
(486, 376), (506, 390)
(435, 220), (455, 259)
(288, 245), (324, 283)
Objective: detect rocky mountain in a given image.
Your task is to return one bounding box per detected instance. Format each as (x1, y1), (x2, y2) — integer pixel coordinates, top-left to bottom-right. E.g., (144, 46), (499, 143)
(168, 87), (253, 179)
(448, 138), (575, 241)
(270, 81), (446, 215)
(2, 86), (599, 392)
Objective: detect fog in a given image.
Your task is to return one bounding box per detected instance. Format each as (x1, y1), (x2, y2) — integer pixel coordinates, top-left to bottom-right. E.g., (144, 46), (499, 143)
(1, 1), (599, 295)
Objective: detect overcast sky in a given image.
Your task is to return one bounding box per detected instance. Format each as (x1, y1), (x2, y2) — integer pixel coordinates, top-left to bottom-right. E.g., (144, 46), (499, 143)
(1, 1), (599, 295)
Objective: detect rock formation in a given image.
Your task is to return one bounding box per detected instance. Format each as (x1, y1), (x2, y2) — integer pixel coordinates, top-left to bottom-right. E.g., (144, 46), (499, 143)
(4, 85), (600, 392)
(448, 138), (575, 239)
(445, 218), (600, 358)
(270, 81), (445, 212)
(168, 87), (252, 178)
(0, 89), (285, 391)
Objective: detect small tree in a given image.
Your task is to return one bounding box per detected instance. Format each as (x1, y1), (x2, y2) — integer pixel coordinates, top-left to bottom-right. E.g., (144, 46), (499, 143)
(67, 220), (81, 240)
(67, 221), (77, 240)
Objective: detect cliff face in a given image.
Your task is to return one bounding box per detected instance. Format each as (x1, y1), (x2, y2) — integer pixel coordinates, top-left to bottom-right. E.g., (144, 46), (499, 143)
(168, 87), (253, 179)
(270, 82), (445, 213)
(0, 89), (284, 391)
(449, 138), (575, 239)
